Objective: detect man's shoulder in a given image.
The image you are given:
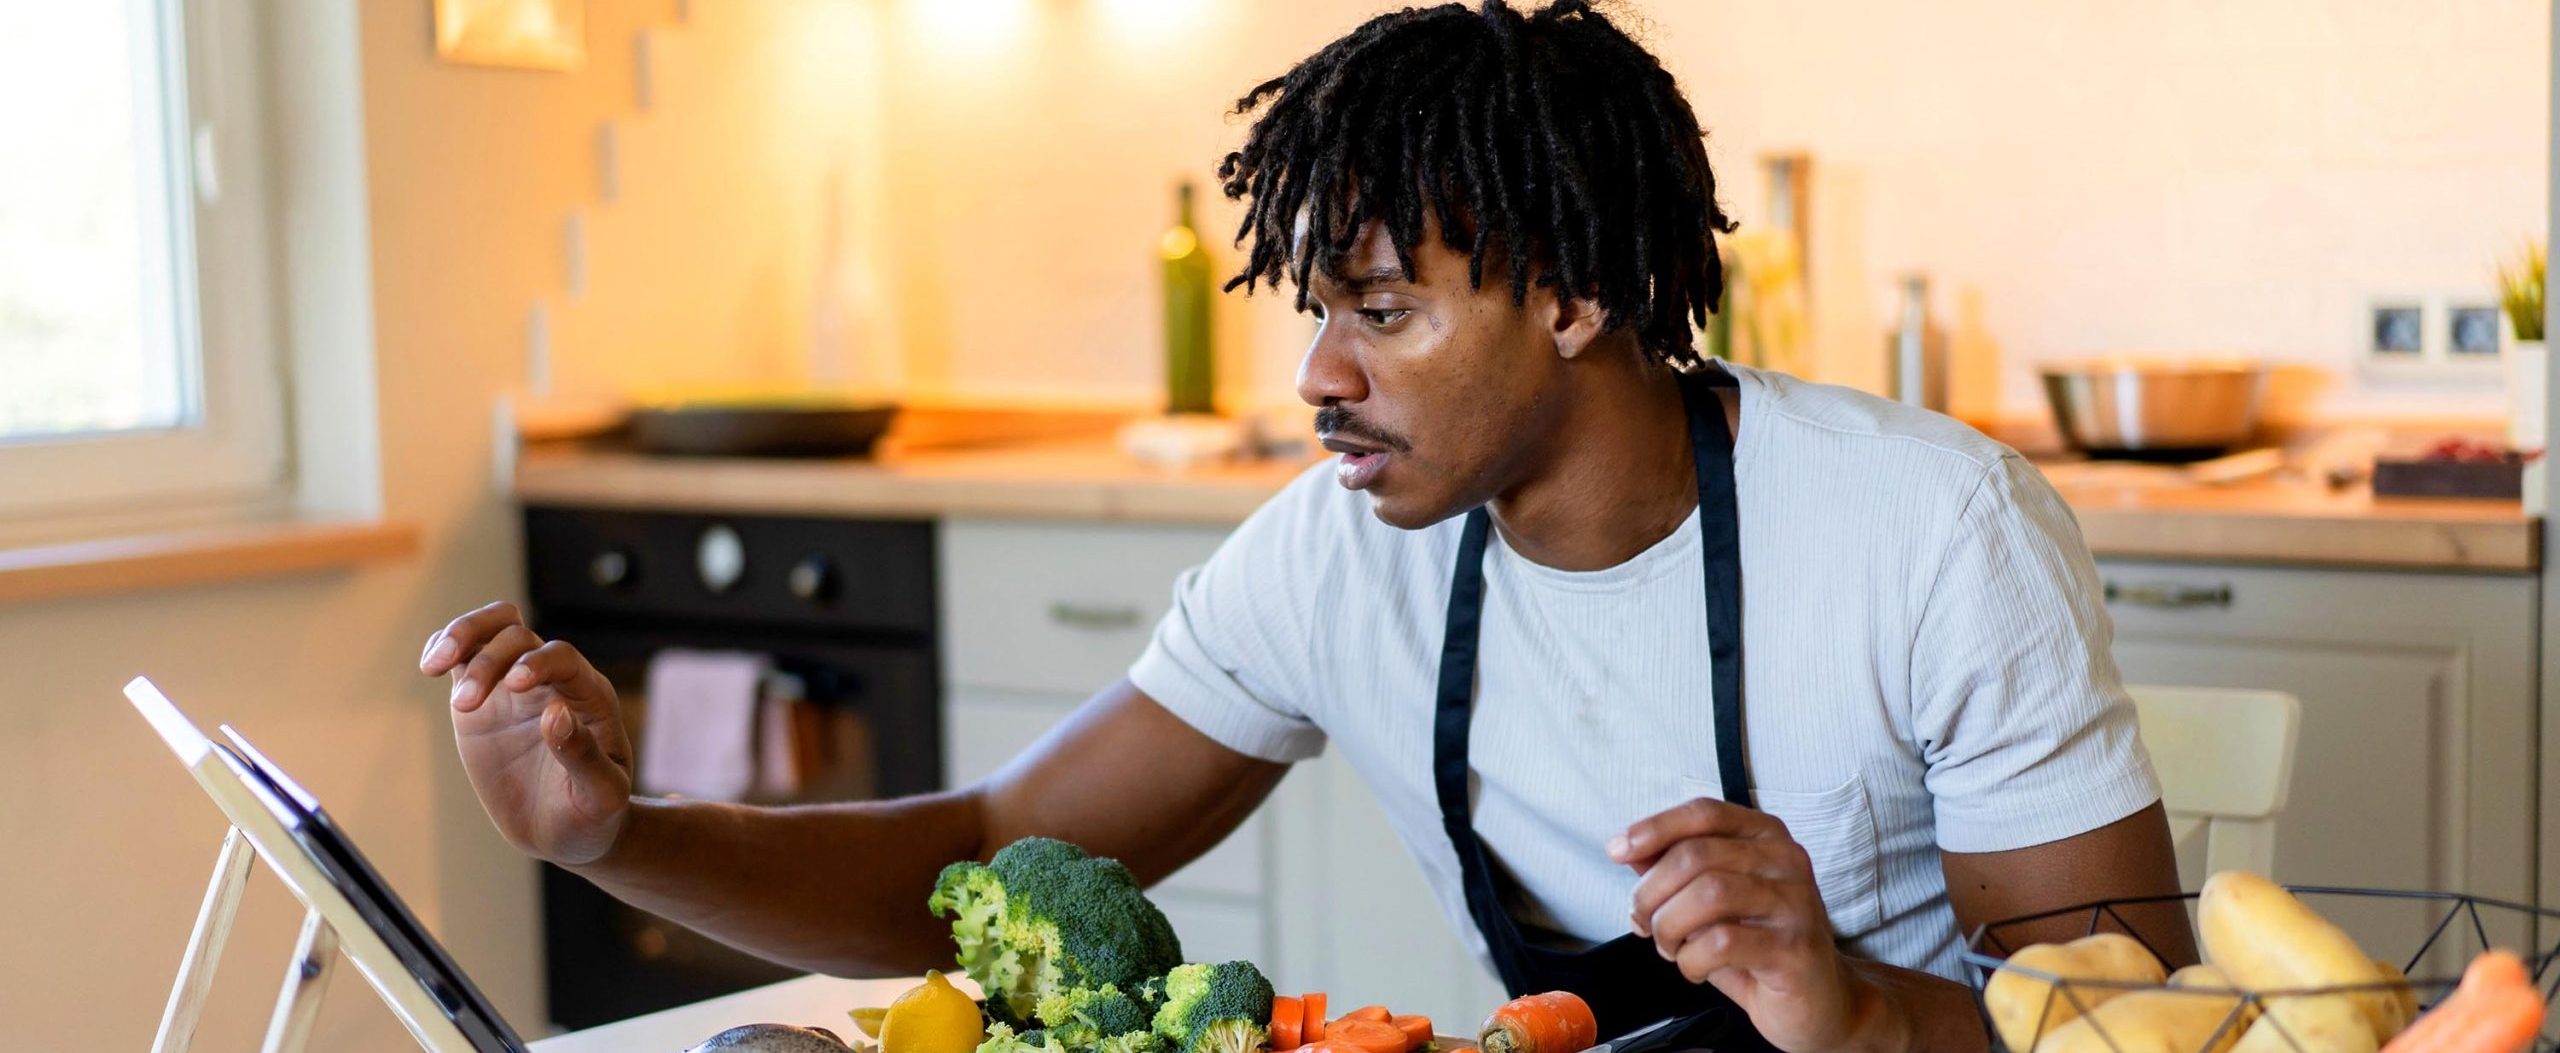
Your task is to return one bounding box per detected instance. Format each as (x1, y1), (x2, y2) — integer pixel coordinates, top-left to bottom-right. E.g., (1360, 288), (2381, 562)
(1735, 364), (2016, 476)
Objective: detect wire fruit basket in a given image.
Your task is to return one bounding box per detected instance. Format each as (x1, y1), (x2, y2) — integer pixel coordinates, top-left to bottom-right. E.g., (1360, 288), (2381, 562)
(1961, 887), (2560, 1053)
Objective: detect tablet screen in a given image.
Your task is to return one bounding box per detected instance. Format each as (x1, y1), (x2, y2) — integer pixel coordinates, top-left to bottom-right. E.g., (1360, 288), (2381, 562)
(211, 725), (530, 1052)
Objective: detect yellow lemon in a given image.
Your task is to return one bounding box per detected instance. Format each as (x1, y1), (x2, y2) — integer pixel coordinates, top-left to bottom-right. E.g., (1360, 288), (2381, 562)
(882, 972), (983, 1053)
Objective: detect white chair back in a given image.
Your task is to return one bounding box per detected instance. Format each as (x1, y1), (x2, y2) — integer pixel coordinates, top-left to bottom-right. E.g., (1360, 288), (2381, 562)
(2127, 685), (2303, 882)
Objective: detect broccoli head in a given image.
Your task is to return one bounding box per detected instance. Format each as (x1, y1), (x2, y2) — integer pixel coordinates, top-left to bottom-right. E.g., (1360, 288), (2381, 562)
(927, 837), (1184, 1022)
(1035, 984), (1152, 1049)
(1149, 961), (1274, 1053)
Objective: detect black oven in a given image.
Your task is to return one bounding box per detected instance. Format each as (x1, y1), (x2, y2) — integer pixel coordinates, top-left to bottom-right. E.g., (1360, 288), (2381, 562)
(521, 506), (944, 1031)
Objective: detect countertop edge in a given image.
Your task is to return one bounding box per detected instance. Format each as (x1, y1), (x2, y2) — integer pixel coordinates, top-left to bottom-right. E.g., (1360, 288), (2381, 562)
(514, 452), (2543, 573)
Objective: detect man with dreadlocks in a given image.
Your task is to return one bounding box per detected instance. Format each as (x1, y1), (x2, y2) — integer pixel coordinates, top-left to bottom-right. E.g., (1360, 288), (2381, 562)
(423, 5), (2181, 1052)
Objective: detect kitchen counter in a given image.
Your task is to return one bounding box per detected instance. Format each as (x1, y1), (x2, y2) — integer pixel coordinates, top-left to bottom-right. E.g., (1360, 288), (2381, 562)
(514, 440), (2541, 572)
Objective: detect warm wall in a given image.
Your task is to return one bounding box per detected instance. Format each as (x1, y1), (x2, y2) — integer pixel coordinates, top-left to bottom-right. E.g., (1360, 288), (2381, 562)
(0, 2), (887, 1046)
(873, 0), (2549, 421)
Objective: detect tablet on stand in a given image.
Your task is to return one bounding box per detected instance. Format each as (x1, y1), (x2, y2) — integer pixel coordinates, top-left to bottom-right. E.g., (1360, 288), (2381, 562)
(127, 676), (529, 1053)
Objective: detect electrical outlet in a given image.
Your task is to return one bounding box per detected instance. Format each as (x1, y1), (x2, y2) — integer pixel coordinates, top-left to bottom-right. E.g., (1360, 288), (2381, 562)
(2448, 301), (2503, 359)
(2361, 292), (2505, 381)
(2366, 299), (2424, 364)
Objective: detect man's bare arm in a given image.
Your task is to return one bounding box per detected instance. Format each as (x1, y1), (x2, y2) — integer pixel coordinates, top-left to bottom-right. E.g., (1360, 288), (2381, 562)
(419, 602), (1286, 979)
(577, 681), (1287, 977)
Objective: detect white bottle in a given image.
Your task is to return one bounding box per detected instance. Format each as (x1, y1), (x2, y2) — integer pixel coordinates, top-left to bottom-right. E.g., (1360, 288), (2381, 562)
(1889, 274), (1947, 413)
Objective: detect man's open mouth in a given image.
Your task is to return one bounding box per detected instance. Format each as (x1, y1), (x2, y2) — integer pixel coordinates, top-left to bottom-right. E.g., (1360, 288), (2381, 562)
(1320, 434), (1392, 491)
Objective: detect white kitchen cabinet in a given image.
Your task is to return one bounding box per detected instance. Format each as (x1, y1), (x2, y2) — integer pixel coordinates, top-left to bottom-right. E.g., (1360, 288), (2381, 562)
(2095, 559), (2539, 960)
(941, 518), (1229, 696)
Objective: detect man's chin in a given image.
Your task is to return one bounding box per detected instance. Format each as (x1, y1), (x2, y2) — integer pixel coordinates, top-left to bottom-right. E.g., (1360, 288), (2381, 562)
(1361, 489), (1466, 532)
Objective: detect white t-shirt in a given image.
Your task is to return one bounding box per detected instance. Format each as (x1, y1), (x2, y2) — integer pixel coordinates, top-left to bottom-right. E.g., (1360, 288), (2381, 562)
(1128, 363), (2160, 982)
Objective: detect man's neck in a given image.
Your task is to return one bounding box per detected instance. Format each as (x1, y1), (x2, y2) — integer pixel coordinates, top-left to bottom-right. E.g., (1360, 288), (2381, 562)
(1489, 364), (1727, 572)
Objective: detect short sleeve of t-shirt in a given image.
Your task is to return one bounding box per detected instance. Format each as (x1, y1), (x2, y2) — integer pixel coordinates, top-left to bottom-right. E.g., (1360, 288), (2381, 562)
(1911, 455), (2162, 853)
(1127, 465), (1334, 764)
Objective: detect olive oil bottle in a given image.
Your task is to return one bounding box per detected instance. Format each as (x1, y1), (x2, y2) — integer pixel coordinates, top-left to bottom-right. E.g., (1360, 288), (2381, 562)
(1161, 181), (1216, 415)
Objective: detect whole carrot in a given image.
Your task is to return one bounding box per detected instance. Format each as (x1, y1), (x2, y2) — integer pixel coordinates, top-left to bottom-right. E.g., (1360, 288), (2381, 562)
(2379, 951), (2545, 1053)
(1479, 992), (1599, 1053)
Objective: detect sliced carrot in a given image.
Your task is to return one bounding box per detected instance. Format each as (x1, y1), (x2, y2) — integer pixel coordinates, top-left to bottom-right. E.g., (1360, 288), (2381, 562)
(1479, 992), (1598, 1053)
(1272, 996), (1305, 1050)
(1327, 1019), (1412, 1053)
(1392, 1015), (1434, 1049)
(1302, 993), (1329, 1046)
(1296, 1042), (1367, 1053)
(2380, 951), (2546, 1053)
(1343, 1006), (1392, 1025)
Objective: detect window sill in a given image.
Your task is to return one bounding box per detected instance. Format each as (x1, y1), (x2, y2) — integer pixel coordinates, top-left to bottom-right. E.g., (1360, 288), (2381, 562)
(0, 518), (420, 605)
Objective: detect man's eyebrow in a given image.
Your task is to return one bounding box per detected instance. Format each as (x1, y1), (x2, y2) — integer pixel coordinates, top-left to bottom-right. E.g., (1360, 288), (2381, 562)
(1341, 266), (1407, 291)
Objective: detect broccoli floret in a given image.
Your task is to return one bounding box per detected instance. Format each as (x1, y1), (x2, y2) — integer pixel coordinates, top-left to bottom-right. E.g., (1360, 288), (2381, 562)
(1150, 961), (1274, 1053)
(1037, 984), (1152, 1048)
(928, 837), (1185, 1023)
(1097, 1031), (1169, 1053)
(977, 1023), (1070, 1053)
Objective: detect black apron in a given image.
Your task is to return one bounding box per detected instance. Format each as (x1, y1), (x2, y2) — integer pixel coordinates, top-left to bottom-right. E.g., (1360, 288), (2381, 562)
(1432, 364), (1780, 1053)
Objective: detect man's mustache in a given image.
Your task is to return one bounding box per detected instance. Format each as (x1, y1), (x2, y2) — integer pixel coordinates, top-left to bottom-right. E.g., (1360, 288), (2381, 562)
(1313, 405), (1412, 453)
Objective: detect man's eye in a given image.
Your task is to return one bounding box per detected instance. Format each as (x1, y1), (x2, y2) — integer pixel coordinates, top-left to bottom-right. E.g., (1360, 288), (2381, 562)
(1358, 308), (1408, 327)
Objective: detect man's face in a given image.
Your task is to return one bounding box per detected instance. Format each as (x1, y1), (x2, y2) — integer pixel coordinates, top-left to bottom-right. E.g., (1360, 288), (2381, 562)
(1297, 221), (1574, 529)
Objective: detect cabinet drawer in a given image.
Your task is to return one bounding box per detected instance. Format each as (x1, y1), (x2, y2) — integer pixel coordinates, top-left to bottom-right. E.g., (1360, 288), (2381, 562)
(945, 687), (1267, 899)
(941, 519), (1229, 695)
(1156, 893), (1266, 967)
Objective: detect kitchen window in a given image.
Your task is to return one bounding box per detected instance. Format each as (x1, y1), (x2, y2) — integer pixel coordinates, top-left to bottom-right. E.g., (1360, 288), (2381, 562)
(0, 0), (286, 525)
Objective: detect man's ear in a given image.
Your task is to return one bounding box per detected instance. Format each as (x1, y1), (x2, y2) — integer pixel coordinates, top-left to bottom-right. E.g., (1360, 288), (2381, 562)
(1550, 291), (1609, 361)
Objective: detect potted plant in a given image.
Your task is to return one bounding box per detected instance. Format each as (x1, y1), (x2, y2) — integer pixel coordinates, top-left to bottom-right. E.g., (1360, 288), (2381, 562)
(2498, 241), (2544, 452)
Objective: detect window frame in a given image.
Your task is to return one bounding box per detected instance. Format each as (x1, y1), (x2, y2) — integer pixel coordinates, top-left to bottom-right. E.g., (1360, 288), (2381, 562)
(0, 0), (289, 526)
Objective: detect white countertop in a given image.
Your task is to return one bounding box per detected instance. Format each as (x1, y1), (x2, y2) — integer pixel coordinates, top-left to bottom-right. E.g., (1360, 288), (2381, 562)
(532, 974), (956, 1053)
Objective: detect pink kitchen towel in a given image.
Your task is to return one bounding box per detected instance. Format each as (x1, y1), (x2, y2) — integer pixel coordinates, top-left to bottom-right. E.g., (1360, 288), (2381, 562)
(638, 648), (770, 802)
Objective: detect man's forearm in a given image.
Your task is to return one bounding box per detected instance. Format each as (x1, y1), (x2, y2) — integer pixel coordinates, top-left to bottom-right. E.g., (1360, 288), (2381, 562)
(1844, 957), (1989, 1053)
(570, 789), (989, 976)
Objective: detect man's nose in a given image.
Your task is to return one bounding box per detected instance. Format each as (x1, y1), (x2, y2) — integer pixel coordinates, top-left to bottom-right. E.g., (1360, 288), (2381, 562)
(1296, 326), (1365, 408)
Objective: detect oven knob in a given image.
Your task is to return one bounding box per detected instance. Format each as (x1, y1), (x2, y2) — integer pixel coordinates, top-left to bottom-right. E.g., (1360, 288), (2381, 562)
(786, 555), (837, 604)
(587, 549), (634, 589)
(696, 524), (746, 593)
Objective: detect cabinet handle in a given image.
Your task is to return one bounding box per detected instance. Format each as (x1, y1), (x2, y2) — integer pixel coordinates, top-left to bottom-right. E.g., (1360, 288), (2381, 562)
(2103, 581), (2233, 609)
(1047, 602), (1143, 631)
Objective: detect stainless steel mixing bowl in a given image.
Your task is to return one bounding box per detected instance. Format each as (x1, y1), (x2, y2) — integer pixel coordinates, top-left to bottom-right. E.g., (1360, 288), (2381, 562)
(2038, 359), (2266, 459)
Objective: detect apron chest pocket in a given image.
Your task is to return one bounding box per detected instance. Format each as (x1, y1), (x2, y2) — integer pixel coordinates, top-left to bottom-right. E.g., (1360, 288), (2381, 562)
(1747, 777), (1884, 937)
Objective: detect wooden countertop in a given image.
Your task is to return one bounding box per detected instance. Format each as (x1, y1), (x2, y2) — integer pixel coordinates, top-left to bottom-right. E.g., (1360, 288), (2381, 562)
(517, 439), (1312, 526)
(515, 441), (2541, 573)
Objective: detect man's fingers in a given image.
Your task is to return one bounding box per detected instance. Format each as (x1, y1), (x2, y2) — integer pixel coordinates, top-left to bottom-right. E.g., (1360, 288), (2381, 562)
(1628, 836), (1785, 937)
(421, 601), (524, 675)
(505, 640), (591, 693)
(1671, 921), (1790, 985)
(451, 624), (541, 712)
(1611, 797), (1784, 865)
(542, 700), (619, 785)
(1645, 870), (1795, 959)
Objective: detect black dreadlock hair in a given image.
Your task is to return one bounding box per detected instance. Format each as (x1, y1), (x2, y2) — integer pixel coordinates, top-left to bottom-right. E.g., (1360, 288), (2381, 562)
(1217, 0), (1736, 366)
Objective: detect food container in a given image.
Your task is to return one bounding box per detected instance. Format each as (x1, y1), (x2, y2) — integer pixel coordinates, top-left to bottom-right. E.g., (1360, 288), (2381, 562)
(2039, 360), (2267, 460)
